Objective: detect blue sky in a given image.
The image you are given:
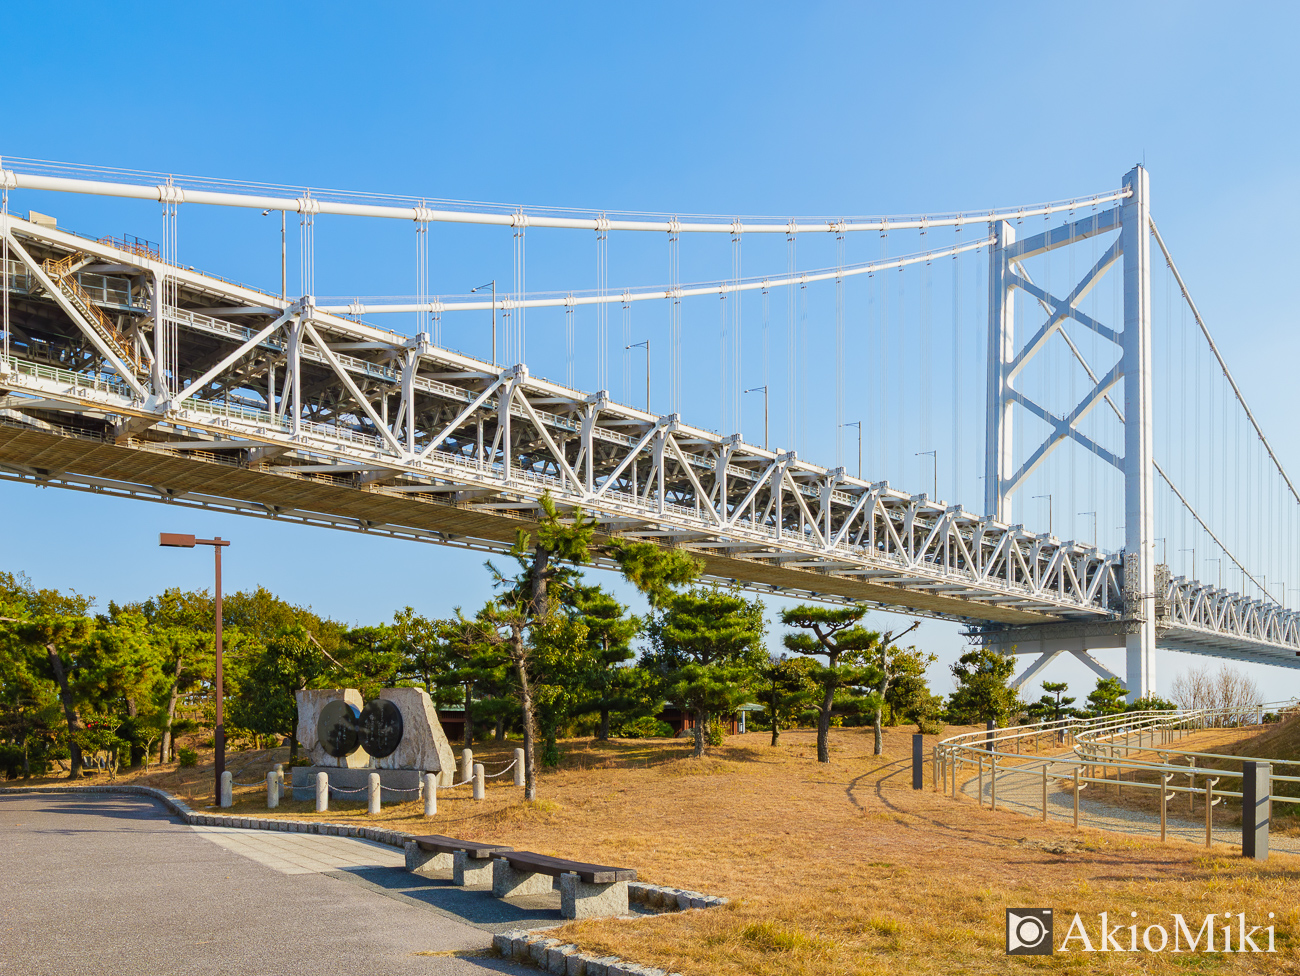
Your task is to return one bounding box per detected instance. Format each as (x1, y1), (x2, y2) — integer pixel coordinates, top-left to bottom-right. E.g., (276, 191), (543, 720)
(3, 1), (1299, 704)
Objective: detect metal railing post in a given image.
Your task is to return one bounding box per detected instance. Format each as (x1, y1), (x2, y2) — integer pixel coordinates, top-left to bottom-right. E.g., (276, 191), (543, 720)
(1042, 764), (1048, 821)
(1073, 767), (1081, 828)
(978, 754), (984, 807)
(1242, 761), (1271, 862)
(990, 754), (998, 811)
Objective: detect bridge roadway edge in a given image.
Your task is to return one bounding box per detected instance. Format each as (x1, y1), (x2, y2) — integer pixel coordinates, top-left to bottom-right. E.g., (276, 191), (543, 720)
(0, 420), (1065, 626)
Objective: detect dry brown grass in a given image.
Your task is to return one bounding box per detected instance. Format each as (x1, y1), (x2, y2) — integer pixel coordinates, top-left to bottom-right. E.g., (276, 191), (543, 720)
(16, 727), (1300, 973)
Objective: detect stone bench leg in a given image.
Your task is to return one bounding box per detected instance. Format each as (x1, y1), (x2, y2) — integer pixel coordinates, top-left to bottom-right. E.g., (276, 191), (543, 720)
(492, 859), (557, 897)
(559, 873), (629, 920)
(453, 850), (494, 886)
(404, 841), (453, 878)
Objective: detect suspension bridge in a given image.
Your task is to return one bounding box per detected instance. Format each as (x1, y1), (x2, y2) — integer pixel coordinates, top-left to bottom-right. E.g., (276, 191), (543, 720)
(0, 159), (1296, 700)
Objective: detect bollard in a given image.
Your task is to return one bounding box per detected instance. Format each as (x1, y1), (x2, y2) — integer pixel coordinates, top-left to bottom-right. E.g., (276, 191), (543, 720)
(368, 772), (381, 815)
(266, 771), (279, 809)
(423, 772), (437, 817)
(220, 771), (233, 808)
(461, 748), (473, 785)
(513, 748), (524, 787)
(1242, 761), (1271, 861)
(911, 734), (924, 790)
(473, 763), (485, 800)
(985, 718), (996, 751)
(315, 771), (329, 813)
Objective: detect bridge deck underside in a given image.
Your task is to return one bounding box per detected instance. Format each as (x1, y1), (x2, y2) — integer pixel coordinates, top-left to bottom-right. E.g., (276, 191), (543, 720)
(0, 421), (1069, 625)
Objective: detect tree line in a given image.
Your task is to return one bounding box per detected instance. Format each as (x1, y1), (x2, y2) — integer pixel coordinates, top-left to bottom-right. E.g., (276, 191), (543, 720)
(0, 495), (1217, 796)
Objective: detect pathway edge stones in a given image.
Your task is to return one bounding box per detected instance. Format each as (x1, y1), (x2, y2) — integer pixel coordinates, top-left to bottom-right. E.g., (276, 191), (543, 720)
(0, 784), (731, 917)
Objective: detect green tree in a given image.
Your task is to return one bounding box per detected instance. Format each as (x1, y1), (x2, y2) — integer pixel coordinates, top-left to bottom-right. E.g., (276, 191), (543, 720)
(1126, 692), (1177, 712)
(1027, 680), (1076, 723)
(946, 648), (1020, 725)
(858, 624), (926, 755)
(756, 654), (817, 746)
(647, 587), (766, 759)
(781, 605), (883, 763)
(473, 494), (596, 800)
(567, 584), (640, 741)
(127, 588), (213, 764)
(1085, 677), (1128, 716)
(229, 625), (328, 762)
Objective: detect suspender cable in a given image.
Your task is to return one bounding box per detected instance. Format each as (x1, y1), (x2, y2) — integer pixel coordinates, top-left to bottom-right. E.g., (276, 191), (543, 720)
(836, 228), (845, 467)
(596, 220), (608, 392)
(2, 183), (8, 364)
(732, 226), (742, 435)
(1151, 219), (1300, 506)
(512, 215), (527, 364)
(952, 221), (961, 501)
(879, 227), (889, 477)
(565, 296), (575, 388)
(786, 231), (795, 450)
(669, 226), (680, 413)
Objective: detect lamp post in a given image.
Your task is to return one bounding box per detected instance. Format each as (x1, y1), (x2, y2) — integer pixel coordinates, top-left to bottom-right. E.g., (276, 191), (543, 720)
(916, 450), (937, 499)
(471, 280), (497, 366)
(1078, 511), (1097, 547)
(1206, 557), (1222, 589)
(842, 420), (862, 479)
(627, 340), (649, 412)
(1179, 547), (1196, 582)
(261, 210), (285, 299)
(744, 385), (768, 449)
(1032, 493), (1052, 536)
(160, 533), (231, 802)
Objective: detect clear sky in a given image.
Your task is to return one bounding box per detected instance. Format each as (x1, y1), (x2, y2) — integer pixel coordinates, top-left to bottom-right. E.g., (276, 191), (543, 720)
(2, 1), (1298, 704)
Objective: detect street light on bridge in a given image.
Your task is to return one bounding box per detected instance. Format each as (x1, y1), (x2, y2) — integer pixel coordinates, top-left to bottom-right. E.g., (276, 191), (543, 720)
(471, 280), (497, 365)
(159, 533), (231, 804)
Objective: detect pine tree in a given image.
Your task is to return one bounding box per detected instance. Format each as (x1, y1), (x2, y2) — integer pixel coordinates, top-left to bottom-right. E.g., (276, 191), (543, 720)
(781, 604), (883, 763)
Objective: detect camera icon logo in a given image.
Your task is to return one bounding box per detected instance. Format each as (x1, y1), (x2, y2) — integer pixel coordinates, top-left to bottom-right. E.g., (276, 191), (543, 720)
(1006, 908), (1053, 955)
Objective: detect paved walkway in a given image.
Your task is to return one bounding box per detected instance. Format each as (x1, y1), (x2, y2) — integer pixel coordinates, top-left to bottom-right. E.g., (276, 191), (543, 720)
(191, 822), (407, 874)
(0, 792), (545, 976)
(958, 756), (1300, 856)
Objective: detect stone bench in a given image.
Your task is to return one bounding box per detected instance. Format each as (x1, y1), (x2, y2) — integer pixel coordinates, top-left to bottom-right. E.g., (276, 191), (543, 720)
(492, 851), (636, 920)
(405, 834), (513, 886)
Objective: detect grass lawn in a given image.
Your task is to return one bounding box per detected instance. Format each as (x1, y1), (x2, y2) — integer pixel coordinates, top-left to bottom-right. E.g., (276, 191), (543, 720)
(20, 725), (1300, 973)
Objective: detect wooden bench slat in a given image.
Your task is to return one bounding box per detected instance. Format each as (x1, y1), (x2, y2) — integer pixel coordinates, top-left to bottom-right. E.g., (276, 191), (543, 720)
(498, 850), (636, 884)
(413, 834), (513, 858)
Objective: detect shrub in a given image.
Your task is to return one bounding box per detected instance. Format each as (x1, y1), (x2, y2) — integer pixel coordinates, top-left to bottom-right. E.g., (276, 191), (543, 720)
(177, 748), (199, 768)
(705, 717), (729, 746)
(612, 716), (673, 739)
(917, 718), (946, 735)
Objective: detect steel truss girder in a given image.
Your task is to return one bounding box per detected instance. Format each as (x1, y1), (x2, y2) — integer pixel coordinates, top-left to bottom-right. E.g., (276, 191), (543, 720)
(2, 205), (1295, 667)
(0, 217), (1127, 626)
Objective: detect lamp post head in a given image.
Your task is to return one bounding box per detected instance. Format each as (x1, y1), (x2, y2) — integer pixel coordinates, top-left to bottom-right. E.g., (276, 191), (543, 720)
(159, 533), (196, 548)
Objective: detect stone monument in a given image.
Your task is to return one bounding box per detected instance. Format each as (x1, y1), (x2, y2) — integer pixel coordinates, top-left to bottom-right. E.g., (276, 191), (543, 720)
(292, 686), (456, 800)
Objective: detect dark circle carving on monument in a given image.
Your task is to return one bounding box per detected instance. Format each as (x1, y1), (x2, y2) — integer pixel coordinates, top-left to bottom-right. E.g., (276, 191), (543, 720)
(317, 699), (360, 758)
(357, 699), (404, 758)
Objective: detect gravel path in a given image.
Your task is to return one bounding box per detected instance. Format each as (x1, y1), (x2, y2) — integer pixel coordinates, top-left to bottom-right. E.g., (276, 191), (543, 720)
(956, 755), (1300, 856)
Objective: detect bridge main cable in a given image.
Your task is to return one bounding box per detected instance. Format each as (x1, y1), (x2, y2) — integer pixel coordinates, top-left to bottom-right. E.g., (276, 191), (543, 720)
(0, 159), (1127, 233)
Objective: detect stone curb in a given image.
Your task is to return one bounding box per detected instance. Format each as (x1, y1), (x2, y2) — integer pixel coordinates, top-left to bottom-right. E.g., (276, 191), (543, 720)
(0, 784), (415, 849)
(1, 782), (732, 959)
